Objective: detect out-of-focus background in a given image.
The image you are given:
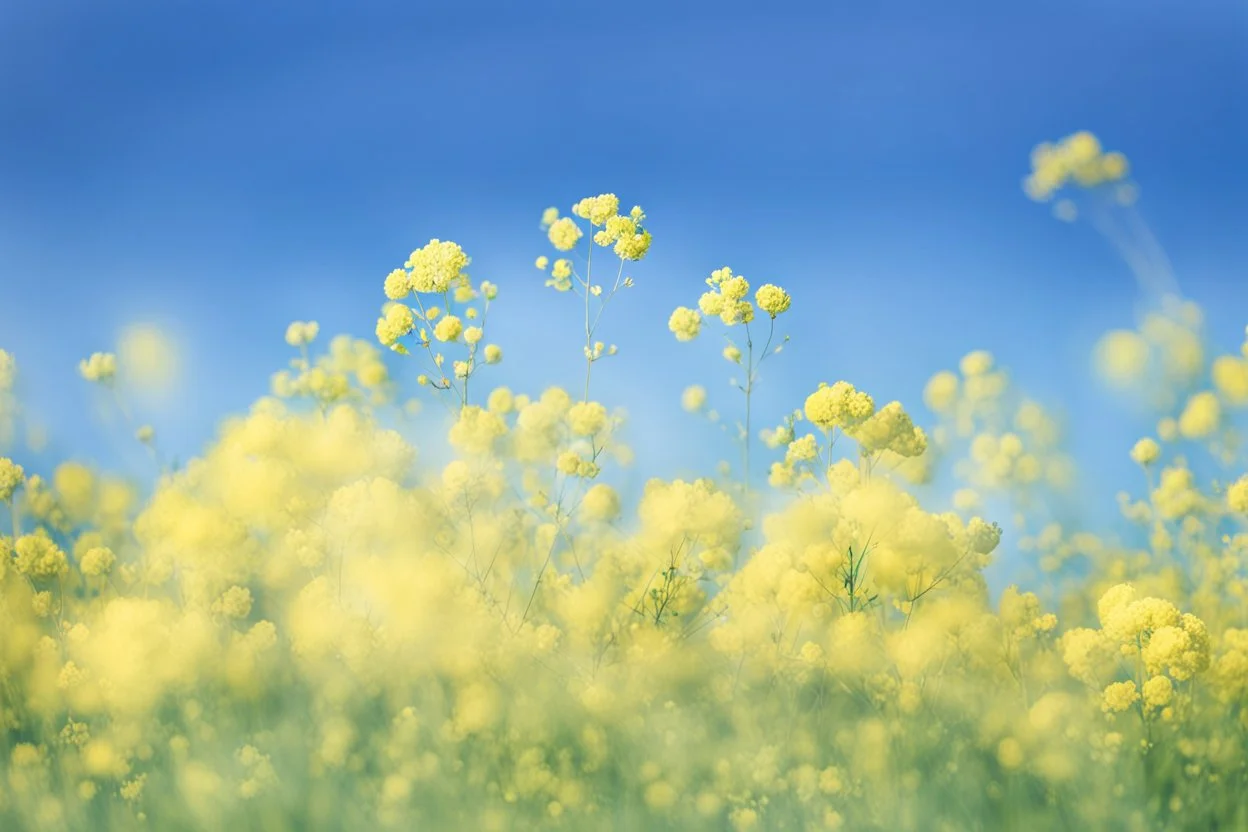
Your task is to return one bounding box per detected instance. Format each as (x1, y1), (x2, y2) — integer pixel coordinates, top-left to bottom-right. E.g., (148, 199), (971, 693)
(1, 0), (1244, 518)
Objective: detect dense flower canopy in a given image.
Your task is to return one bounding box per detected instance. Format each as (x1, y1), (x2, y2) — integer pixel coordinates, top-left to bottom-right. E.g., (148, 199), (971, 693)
(1, 136), (1247, 830)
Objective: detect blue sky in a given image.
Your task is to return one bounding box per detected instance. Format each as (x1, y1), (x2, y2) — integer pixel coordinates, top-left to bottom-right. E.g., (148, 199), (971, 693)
(1, 0), (1245, 540)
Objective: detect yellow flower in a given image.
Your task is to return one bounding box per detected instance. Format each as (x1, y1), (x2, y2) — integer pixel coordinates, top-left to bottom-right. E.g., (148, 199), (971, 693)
(681, 385), (707, 412)
(284, 321), (319, 347)
(433, 315), (464, 343)
(720, 275), (750, 302)
(959, 350), (994, 377)
(0, 457), (24, 502)
(668, 307), (702, 342)
(699, 290), (725, 317)
(567, 401), (608, 437)
(79, 352), (118, 383)
(923, 371), (959, 413)
(804, 381), (875, 430)
(383, 269), (410, 300)
(1101, 680), (1139, 713)
(1141, 675), (1173, 710)
(80, 546), (116, 577)
(546, 258), (574, 291)
(14, 529), (69, 578)
(120, 773), (147, 803)
(547, 217), (583, 252)
(785, 435), (818, 464)
(375, 304), (415, 348)
(1212, 356), (1248, 404)
(572, 193), (620, 226)
(213, 585), (254, 619)
(848, 401), (926, 457)
(1229, 476), (1248, 514)
(1178, 391), (1220, 439)
(1130, 438), (1160, 466)
(580, 483), (620, 521)
(1093, 331), (1149, 386)
(405, 239), (470, 293)
(754, 284), (792, 317)
(614, 227), (652, 261)
(1101, 151), (1129, 181)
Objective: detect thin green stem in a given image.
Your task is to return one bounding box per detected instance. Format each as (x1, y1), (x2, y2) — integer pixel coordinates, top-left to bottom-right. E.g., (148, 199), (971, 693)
(744, 322), (754, 497)
(583, 234), (594, 402)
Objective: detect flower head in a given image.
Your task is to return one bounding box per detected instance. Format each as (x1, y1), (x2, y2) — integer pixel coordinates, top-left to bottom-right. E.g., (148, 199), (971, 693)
(79, 352), (117, 384)
(668, 307), (702, 342)
(755, 284), (792, 317)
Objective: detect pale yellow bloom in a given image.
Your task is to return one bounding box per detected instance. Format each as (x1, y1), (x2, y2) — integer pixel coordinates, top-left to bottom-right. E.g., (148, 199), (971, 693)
(668, 307), (702, 341)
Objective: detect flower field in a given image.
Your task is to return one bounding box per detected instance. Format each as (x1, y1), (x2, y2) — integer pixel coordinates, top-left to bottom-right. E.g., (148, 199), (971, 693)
(2, 132), (1247, 830)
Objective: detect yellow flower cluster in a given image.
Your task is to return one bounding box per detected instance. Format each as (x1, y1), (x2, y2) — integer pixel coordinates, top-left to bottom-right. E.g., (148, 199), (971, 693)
(283, 320), (319, 347)
(0, 456), (24, 502)
(79, 546), (116, 577)
(1061, 584), (1211, 722)
(1094, 299), (1206, 405)
(375, 241), (505, 407)
(273, 335), (391, 408)
(1101, 680), (1139, 713)
(804, 381), (875, 431)
(375, 302), (415, 349)
(1024, 130), (1130, 201)
(78, 352), (117, 384)
(668, 306), (701, 341)
(547, 216), (583, 251)
(1130, 437), (1161, 466)
(401, 238), (472, 295)
(921, 351), (1076, 516)
(1212, 352), (1248, 406)
(847, 401), (928, 458)
(999, 585), (1058, 640)
(671, 267), (794, 490)
(13, 528), (70, 577)
(928, 354), (996, 429)
(534, 194), (648, 400)
(1229, 476), (1248, 514)
(694, 267), (756, 328)
(754, 284), (792, 318)
(541, 196), (652, 263)
(681, 384), (707, 413)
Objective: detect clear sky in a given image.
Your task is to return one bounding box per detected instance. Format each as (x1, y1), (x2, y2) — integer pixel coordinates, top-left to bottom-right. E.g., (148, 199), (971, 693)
(1, 0), (1245, 537)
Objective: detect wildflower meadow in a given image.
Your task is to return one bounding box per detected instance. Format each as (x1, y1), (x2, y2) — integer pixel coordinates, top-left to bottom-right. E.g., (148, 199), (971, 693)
(2, 131), (1247, 831)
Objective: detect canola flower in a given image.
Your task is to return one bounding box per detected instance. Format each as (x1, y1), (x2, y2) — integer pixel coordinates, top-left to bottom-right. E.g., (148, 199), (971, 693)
(671, 267), (794, 497)
(537, 195), (646, 402)
(0, 156), (1246, 832)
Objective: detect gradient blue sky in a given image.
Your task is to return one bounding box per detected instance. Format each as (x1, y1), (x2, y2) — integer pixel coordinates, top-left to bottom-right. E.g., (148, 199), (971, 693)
(1, 0), (1245, 532)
